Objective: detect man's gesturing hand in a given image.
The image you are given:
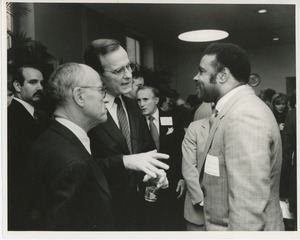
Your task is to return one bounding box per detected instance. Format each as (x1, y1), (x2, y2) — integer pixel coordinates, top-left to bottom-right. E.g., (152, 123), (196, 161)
(123, 150), (169, 178)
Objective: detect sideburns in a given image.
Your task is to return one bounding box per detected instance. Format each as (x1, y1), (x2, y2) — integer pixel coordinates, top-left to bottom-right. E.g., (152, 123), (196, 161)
(209, 72), (218, 84)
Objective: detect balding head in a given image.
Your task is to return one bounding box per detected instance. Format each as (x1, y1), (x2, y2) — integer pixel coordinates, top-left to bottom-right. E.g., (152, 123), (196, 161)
(47, 63), (99, 107)
(47, 63), (107, 131)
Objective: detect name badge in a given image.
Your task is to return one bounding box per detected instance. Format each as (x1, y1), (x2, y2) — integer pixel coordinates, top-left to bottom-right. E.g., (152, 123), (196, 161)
(160, 117), (173, 126)
(204, 154), (220, 177)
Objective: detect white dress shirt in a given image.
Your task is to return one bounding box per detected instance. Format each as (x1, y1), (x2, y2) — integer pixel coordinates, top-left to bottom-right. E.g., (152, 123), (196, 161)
(55, 117), (91, 154)
(105, 93), (130, 131)
(215, 85), (246, 113)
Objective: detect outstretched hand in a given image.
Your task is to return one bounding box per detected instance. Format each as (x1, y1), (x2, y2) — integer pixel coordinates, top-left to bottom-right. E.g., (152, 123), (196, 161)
(123, 150), (169, 178)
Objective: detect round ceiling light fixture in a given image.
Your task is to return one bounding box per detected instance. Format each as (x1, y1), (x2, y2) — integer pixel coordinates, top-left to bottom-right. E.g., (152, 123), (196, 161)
(178, 29), (229, 42)
(258, 9), (267, 14)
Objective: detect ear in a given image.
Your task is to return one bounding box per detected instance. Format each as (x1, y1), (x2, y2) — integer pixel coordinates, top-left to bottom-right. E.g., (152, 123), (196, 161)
(154, 97), (159, 105)
(219, 67), (230, 83)
(73, 87), (84, 107)
(13, 80), (21, 93)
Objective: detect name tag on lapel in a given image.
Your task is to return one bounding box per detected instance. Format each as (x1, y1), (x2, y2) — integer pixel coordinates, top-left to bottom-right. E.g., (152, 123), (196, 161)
(160, 117), (173, 126)
(204, 154), (220, 177)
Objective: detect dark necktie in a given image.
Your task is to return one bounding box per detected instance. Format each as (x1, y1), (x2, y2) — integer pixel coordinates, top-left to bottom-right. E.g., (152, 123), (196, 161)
(115, 97), (132, 154)
(33, 108), (40, 124)
(148, 115), (159, 150)
(209, 108), (218, 131)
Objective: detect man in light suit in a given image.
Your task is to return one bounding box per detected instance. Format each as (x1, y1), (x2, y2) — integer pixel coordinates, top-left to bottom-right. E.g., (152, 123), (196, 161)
(194, 43), (284, 230)
(8, 65), (49, 230)
(136, 86), (186, 230)
(84, 39), (169, 230)
(181, 117), (210, 231)
(25, 63), (115, 230)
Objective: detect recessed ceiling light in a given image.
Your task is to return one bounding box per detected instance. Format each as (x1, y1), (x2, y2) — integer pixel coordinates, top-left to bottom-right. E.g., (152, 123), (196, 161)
(273, 37), (279, 41)
(178, 29), (229, 42)
(258, 9), (267, 14)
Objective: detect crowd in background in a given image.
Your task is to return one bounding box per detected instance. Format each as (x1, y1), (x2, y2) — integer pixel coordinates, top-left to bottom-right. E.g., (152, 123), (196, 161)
(7, 39), (297, 232)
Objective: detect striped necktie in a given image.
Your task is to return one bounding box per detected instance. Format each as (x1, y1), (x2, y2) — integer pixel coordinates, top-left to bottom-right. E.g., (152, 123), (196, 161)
(148, 115), (159, 150)
(115, 97), (132, 154)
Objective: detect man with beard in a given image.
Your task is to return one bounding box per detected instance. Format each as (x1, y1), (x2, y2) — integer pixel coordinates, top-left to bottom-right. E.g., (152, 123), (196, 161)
(8, 65), (49, 230)
(194, 43), (284, 230)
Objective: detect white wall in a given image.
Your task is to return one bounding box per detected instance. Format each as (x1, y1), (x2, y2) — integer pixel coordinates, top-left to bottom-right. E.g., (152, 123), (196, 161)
(248, 44), (296, 94)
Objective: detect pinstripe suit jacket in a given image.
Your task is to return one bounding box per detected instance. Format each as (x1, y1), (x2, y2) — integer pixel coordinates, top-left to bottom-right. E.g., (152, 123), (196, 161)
(200, 85), (284, 231)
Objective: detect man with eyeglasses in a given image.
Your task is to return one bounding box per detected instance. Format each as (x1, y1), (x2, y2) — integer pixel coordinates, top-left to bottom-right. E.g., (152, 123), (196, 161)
(25, 63), (115, 230)
(84, 39), (169, 231)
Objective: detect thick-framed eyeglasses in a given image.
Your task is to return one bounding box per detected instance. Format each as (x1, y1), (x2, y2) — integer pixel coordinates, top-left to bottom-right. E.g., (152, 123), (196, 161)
(79, 86), (106, 98)
(104, 61), (136, 76)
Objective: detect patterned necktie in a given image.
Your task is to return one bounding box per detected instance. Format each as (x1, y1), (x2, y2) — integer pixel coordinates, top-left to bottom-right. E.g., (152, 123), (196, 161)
(209, 108), (218, 131)
(148, 115), (159, 150)
(33, 108), (40, 124)
(115, 97), (132, 154)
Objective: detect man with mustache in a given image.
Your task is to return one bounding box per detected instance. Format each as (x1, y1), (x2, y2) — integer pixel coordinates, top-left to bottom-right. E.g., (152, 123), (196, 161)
(8, 65), (49, 230)
(194, 43), (284, 230)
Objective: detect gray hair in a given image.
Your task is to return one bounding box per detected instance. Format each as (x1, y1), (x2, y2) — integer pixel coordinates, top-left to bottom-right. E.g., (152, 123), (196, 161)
(46, 63), (87, 107)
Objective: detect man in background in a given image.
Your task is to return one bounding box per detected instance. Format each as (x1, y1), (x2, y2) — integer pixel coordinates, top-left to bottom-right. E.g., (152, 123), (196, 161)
(137, 86), (186, 230)
(125, 67), (144, 99)
(8, 65), (48, 230)
(84, 39), (169, 230)
(194, 43), (284, 230)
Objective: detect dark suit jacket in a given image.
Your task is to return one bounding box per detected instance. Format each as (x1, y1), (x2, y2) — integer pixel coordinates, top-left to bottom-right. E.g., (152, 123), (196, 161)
(88, 96), (155, 230)
(141, 109), (186, 230)
(26, 121), (115, 231)
(7, 99), (47, 230)
(280, 109), (297, 214)
(158, 109), (185, 195)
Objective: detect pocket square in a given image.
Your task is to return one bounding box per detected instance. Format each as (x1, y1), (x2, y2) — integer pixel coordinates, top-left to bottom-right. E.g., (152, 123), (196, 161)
(166, 127), (174, 135)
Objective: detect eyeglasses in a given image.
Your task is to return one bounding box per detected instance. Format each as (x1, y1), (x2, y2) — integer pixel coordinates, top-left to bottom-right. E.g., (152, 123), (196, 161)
(104, 62), (136, 76)
(79, 86), (106, 98)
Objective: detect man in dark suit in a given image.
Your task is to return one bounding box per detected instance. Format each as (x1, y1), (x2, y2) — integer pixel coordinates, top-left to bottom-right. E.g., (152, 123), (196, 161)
(25, 63), (115, 230)
(7, 65), (48, 230)
(280, 108), (297, 230)
(136, 86), (186, 230)
(84, 39), (169, 230)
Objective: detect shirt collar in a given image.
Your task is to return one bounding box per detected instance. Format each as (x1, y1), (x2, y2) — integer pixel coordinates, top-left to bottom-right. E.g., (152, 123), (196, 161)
(152, 108), (159, 121)
(55, 117), (91, 154)
(105, 93), (115, 109)
(215, 85), (246, 113)
(13, 97), (35, 117)
(105, 93), (125, 108)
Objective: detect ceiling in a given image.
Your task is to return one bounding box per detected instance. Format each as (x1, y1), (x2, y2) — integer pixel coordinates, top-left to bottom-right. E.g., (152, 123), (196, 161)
(81, 3), (296, 52)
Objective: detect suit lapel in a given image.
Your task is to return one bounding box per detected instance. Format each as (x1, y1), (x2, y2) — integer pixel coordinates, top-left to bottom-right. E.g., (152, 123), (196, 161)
(158, 110), (168, 147)
(200, 86), (255, 175)
(51, 121), (112, 200)
(99, 111), (130, 154)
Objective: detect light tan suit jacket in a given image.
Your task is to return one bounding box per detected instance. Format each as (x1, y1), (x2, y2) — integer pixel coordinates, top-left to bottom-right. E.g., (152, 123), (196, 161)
(201, 85), (284, 231)
(182, 118), (209, 226)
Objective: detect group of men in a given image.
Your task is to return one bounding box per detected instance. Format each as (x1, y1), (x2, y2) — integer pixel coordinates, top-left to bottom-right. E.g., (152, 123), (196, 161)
(8, 39), (284, 231)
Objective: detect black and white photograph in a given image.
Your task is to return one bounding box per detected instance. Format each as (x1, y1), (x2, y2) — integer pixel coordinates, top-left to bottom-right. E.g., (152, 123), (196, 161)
(1, 0), (299, 239)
